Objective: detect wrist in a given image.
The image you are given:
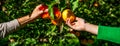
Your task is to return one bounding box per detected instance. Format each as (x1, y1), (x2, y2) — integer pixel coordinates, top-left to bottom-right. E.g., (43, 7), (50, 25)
(17, 15), (33, 26)
(84, 23), (98, 35)
(84, 23), (89, 31)
(29, 14), (36, 20)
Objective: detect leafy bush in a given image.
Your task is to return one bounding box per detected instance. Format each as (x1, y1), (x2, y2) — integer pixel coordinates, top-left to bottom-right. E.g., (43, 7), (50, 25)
(0, 0), (120, 46)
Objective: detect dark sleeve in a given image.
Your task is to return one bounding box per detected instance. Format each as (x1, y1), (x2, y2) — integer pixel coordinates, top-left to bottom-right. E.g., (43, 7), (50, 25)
(97, 25), (120, 44)
(0, 19), (20, 38)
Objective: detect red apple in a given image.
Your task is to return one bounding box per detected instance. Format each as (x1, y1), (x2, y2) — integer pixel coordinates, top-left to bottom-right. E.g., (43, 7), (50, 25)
(39, 5), (48, 11)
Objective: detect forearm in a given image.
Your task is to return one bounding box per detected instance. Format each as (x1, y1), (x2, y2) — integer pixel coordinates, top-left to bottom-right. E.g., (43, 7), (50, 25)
(0, 4), (44, 38)
(0, 15), (35, 38)
(17, 15), (34, 26)
(84, 23), (120, 44)
(84, 23), (98, 35)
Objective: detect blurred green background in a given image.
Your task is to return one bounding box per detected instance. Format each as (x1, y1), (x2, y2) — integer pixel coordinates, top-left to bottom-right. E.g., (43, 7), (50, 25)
(0, 0), (120, 46)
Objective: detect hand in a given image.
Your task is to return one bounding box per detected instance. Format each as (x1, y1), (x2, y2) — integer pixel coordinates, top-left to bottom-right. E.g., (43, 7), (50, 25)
(30, 4), (48, 20)
(17, 4), (48, 25)
(66, 17), (85, 31)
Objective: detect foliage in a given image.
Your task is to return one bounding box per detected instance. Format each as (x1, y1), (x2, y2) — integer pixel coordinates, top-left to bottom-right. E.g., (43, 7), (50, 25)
(0, 0), (120, 46)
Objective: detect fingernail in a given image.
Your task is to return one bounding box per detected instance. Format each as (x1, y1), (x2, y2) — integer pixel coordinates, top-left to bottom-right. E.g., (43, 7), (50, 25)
(65, 21), (67, 24)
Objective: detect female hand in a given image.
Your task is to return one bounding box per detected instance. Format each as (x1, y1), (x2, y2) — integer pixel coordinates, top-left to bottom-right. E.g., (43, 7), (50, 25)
(66, 17), (85, 31)
(30, 4), (48, 20)
(17, 4), (48, 25)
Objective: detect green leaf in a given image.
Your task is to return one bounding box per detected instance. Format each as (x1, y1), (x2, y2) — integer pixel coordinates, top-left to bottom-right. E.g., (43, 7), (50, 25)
(10, 42), (19, 46)
(72, 0), (79, 11)
(8, 35), (19, 39)
(25, 38), (36, 44)
(64, 33), (76, 38)
(51, 25), (56, 32)
(48, 4), (55, 19)
(55, 0), (60, 4)
(49, 37), (52, 43)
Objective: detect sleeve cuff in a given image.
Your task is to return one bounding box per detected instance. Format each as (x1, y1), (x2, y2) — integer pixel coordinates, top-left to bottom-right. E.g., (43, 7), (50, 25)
(97, 25), (120, 44)
(6, 19), (20, 32)
(0, 19), (20, 38)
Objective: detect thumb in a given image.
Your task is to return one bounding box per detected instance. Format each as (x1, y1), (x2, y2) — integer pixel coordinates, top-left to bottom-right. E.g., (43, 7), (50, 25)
(38, 10), (43, 15)
(44, 9), (48, 12)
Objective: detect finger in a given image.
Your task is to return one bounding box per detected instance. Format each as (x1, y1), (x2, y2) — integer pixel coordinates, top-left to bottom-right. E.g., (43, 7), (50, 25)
(36, 4), (43, 9)
(71, 22), (75, 25)
(65, 18), (69, 24)
(66, 18), (76, 25)
(38, 10), (43, 15)
(69, 28), (73, 32)
(44, 9), (48, 12)
(66, 18), (70, 24)
(66, 19), (74, 28)
(69, 28), (76, 34)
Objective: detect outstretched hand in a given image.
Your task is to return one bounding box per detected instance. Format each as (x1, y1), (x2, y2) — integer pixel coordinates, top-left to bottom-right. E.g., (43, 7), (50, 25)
(17, 4), (48, 25)
(30, 4), (48, 20)
(66, 17), (85, 31)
